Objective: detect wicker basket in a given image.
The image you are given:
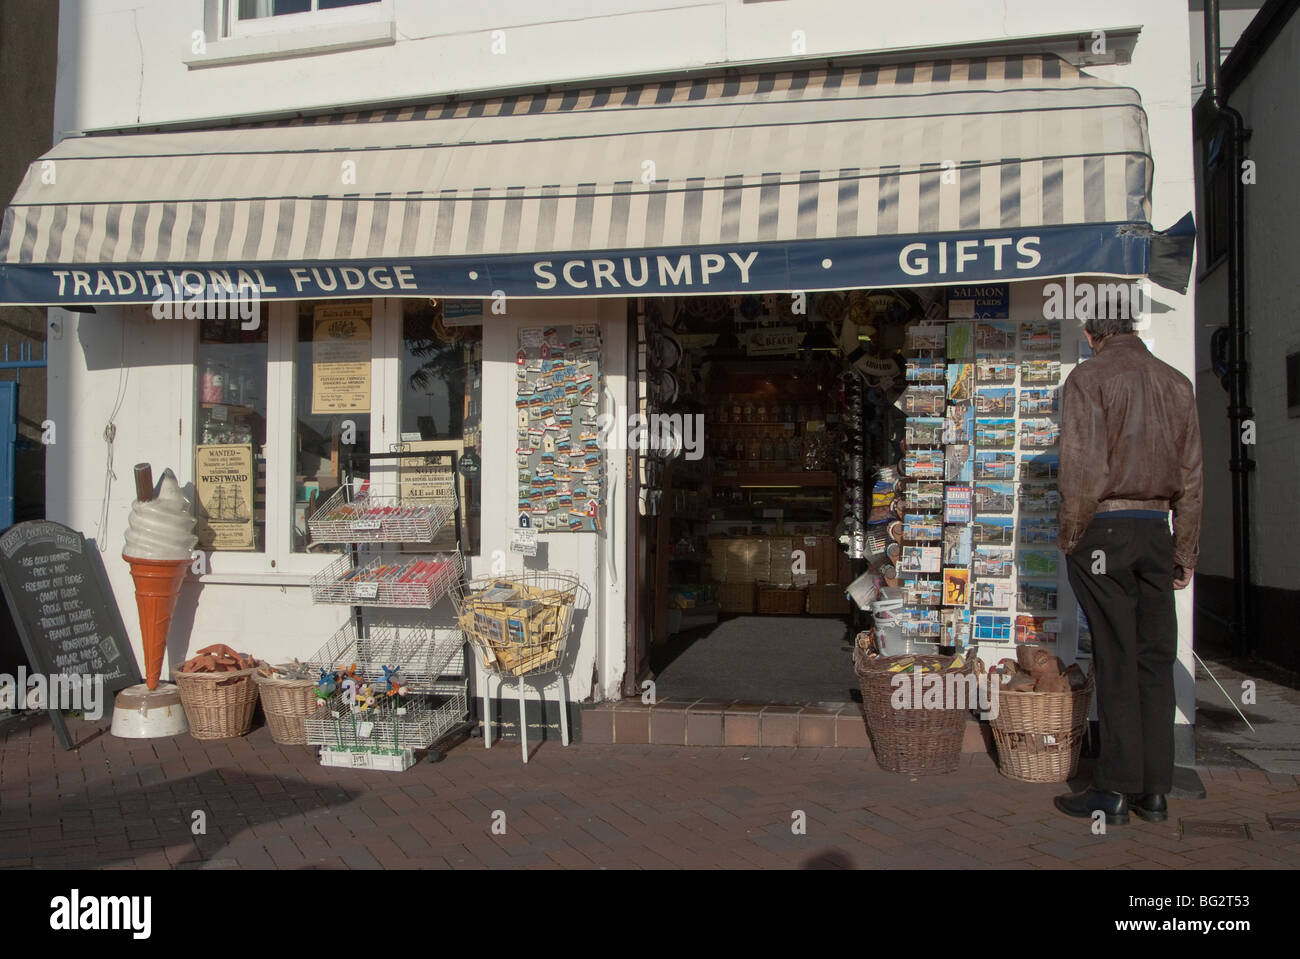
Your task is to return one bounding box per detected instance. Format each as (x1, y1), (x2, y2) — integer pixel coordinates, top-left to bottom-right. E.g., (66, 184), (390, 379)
(989, 670), (1094, 783)
(853, 647), (973, 775)
(756, 585), (807, 614)
(254, 673), (319, 745)
(174, 665), (261, 740)
(716, 581), (755, 613)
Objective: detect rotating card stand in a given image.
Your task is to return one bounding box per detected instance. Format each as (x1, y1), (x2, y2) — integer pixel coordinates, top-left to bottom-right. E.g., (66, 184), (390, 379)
(305, 449), (472, 767)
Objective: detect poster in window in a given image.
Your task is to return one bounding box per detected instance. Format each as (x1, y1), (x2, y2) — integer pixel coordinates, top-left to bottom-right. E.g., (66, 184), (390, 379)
(311, 303), (372, 414)
(195, 444), (255, 550)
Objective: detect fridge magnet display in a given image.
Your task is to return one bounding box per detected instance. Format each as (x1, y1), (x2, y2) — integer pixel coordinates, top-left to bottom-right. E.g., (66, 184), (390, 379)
(1019, 580), (1059, 612)
(901, 546), (942, 573)
(905, 481), (945, 510)
(905, 417), (945, 447)
(942, 404), (974, 444)
(906, 359), (947, 383)
(973, 482), (1015, 513)
(904, 578), (943, 606)
(975, 450), (1017, 479)
(973, 515), (1016, 545)
(1019, 388), (1059, 415)
(971, 578), (1014, 609)
(905, 324), (947, 351)
(973, 614), (1013, 643)
(904, 449), (945, 480)
(902, 385), (946, 415)
(1015, 615), (1059, 644)
(1019, 418), (1061, 449)
(942, 567), (970, 606)
(1019, 321), (1062, 354)
(975, 388), (1015, 415)
(946, 362), (974, 402)
(1018, 548), (1060, 578)
(973, 321), (1017, 351)
(944, 484), (972, 524)
(942, 525), (973, 566)
(1019, 516), (1059, 545)
(903, 513), (943, 541)
(945, 321), (974, 360)
(1021, 359), (1061, 384)
(1019, 483), (1061, 513)
(941, 608), (972, 648)
(976, 354), (1017, 384)
(975, 418), (1016, 448)
(944, 443), (973, 482)
(973, 545), (1015, 577)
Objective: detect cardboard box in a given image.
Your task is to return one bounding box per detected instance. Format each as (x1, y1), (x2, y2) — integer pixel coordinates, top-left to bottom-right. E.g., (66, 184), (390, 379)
(708, 537), (771, 583)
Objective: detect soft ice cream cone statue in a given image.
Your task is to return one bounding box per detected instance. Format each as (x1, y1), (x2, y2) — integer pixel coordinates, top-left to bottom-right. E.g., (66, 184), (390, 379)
(111, 464), (197, 739)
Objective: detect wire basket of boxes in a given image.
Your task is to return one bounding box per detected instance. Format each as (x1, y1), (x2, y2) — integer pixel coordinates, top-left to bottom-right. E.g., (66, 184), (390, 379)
(310, 551), (464, 608)
(303, 621), (468, 771)
(452, 572), (580, 680)
(307, 483), (456, 544)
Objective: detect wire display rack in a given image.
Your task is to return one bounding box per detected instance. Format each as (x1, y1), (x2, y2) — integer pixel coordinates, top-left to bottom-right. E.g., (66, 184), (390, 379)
(305, 685), (468, 759)
(308, 620), (465, 695)
(307, 484), (456, 545)
(310, 551), (464, 608)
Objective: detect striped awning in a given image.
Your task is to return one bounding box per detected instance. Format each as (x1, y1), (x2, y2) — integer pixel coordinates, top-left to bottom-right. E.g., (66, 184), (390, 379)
(0, 54), (1168, 305)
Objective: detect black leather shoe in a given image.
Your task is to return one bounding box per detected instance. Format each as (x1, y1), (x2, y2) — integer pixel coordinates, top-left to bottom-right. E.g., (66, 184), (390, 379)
(1126, 793), (1168, 823)
(1054, 788), (1130, 825)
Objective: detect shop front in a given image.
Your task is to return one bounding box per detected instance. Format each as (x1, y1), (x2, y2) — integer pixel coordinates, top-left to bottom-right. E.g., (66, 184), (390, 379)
(0, 53), (1195, 743)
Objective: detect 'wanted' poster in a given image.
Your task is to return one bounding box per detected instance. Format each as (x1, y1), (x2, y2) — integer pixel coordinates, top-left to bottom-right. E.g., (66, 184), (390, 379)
(195, 444), (256, 550)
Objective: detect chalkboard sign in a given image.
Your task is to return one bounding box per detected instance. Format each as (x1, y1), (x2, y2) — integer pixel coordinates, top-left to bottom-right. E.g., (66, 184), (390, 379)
(0, 521), (141, 748)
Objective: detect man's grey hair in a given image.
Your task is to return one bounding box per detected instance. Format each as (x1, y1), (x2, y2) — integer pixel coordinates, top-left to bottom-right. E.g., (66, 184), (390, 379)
(1083, 312), (1134, 340)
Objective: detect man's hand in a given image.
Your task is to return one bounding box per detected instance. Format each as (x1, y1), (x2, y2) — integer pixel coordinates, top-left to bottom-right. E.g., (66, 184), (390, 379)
(1173, 566), (1193, 590)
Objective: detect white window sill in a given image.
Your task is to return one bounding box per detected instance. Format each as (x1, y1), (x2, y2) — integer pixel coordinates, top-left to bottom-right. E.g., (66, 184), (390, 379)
(195, 571), (317, 586)
(185, 19), (396, 70)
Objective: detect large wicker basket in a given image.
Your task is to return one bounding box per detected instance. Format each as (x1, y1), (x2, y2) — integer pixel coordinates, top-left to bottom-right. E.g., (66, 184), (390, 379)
(853, 647), (974, 775)
(989, 672), (1094, 783)
(254, 673), (318, 745)
(174, 665), (261, 740)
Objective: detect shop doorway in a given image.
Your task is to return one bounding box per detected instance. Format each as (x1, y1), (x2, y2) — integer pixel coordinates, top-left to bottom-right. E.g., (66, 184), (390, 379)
(631, 293), (887, 704)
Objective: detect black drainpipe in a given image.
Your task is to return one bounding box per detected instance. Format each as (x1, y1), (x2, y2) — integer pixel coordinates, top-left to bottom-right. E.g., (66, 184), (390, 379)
(1204, 0), (1254, 657)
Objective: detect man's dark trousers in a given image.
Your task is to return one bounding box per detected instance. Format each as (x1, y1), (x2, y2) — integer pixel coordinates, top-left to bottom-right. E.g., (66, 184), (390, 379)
(1065, 516), (1178, 794)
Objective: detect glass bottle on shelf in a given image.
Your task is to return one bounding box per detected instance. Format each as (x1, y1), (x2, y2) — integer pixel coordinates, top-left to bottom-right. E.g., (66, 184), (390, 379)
(760, 435), (773, 462)
(717, 401), (729, 425)
(732, 396), (743, 421)
(747, 435), (761, 463)
(743, 398), (754, 421)
(756, 401), (767, 422)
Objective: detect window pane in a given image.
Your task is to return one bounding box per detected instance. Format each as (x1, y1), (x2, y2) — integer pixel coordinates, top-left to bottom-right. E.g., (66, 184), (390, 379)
(239, 0), (311, 18)
(318, 0), (381, 8)
(294, 300), (373, 552)
(399, 301), (482, 553)
(195, 308), (269, 553)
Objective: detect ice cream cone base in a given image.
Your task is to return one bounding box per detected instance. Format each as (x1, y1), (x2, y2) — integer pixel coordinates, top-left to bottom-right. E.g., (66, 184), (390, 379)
(125, 556), (190, 690)
(111, 683), (189, 738)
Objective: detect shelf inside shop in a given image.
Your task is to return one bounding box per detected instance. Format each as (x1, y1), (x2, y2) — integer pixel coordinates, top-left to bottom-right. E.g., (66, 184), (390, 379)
(712, 471), (837, 487)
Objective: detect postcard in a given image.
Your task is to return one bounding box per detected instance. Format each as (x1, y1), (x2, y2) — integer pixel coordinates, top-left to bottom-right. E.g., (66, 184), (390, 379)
(943, 404), (974, 444)
(905, 481), (945, 510)
(940, 608), (972, 648)
(971, 579), (1015, 609)
(905, 323), (947, 351)
(946, 321), (974, 360)
(905, 417), (945, 447)
(974, 482), (1015, 514)
(972, 515), (1016, 545)
(902, 384), (947, 415)
(944, 484), (972, 524)
(973, 614), (1013, 643)
(975, 450), (1017, 479)
(975, 417), (1016, 449)
(972, 545), (1015, 578)
(1021, 359), (1061, 385)
(1019, 579), (1060, 612)
(906, 358), (948, 383)
(942, 567), (971, 606)
(904, 449), (946, 480)
(975, 353), (1017, 384)
(1019, 515), (1059, 545)
(973, 321), (1017, 351)
(1018, 388), (1059, 416)
(903, 513), (943, 541)
(1020, 453), (1060, 481)
(904, 578), (943, 606)
(1019, 418), (1061, 449)
(1018, 482), (1061, 514)
(1020, 321), (1062, 354)
(946, 362), (975, 403)
(901, 545), (942, 574)
(942, 525), (973, 566)
(944, 443), (973, 482)
(975, 387), (1015, 416)
(1018, 549), (1060, 578)
(1016, 614), (1059, 645)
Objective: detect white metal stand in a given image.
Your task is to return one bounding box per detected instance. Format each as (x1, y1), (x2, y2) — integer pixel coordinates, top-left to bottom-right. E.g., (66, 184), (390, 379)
(479, 672), (571, 764)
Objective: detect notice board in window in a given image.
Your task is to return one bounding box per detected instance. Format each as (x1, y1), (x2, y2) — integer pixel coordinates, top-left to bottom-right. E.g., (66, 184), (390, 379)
(514, 324), (604, 533)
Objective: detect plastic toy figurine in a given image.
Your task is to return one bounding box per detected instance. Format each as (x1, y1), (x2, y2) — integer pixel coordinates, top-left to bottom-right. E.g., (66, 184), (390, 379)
(315, 668), (339, 702)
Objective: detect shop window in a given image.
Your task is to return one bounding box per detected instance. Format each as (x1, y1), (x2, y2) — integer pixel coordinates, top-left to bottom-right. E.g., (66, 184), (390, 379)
(1287, 351), (1300, 419)
(292, 300), (373, 552)
(232, 0), (379, 24)
(194, 307), (270, 553)
(1201, 127), (1231, 269)
(397, 301), (483, 554)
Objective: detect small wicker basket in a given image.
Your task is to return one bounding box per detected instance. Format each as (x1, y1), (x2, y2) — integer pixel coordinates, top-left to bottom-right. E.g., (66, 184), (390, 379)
(254, 672), (319, 745)
(987, 663), (1095, 783)
(174, 665), (261, 740)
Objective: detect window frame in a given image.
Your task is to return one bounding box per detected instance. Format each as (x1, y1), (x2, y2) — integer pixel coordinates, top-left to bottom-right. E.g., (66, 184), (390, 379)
(222, 0), (390, 39)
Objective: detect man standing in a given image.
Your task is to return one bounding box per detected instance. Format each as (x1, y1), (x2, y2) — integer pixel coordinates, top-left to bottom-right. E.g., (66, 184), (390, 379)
(1054, 310), (1203, 826)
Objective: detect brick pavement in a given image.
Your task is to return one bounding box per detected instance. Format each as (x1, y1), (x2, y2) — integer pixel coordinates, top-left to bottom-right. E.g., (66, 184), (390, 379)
(0, 713), (1297, 869)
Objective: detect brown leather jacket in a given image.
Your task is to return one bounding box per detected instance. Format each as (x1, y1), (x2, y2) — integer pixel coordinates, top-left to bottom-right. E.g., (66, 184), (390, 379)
(1057, 333), (1203, 569)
